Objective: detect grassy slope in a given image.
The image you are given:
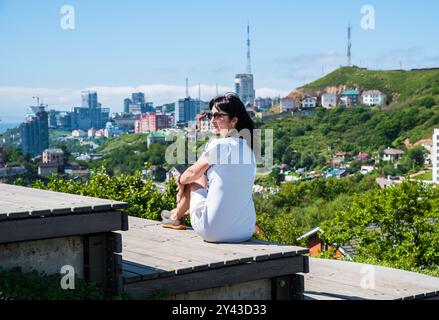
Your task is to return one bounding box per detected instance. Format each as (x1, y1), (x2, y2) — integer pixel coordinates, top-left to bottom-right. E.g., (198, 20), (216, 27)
(289, 67), (439, 144)
(299, 66), (439, 103)
(99, 133), (147, 154)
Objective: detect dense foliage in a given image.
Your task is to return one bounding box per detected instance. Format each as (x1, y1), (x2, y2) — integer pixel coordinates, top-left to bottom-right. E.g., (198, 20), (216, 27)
(320, 181), (439, 273)
(87, 134), (171, 176)
(32, 166), (177, 221)
(260, 104), (437, 172)
(254, 173), (379, 245)
(0, 267), (124, 300)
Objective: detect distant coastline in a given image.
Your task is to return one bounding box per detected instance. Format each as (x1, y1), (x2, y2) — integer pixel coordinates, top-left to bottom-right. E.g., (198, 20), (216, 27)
(0, 123), (19, 134)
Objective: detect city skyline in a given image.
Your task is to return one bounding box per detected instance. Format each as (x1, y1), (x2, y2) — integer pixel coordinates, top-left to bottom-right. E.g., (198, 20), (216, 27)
(1, 0), (439, 121)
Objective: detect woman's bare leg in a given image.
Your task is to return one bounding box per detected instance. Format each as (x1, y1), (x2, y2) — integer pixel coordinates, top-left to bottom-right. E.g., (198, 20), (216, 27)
(171, 175), (207, 220)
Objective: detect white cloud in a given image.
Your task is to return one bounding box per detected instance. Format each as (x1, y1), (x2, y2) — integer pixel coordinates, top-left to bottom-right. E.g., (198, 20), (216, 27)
(256, 88), (288, 98)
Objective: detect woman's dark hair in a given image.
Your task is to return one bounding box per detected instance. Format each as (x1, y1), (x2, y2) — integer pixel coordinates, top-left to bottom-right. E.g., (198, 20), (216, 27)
(209, 93), (256, 150)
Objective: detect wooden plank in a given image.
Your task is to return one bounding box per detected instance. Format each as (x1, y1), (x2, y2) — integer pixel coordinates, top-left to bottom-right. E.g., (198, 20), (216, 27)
(84, 234), (108, 289)
(122, 225), (306, 264)
(91, 204), (113, 212)
(271, 274), (305, 300)
(122, 261), (162, 282)
(122, 238), (208, 274)
(123, 270), (142, 283)
(0, 183), (128, 216)
(0, 188), (86, 215)
(121, 251), (176, 278)
(122, 218), (307, 258)
(124, 255), (307, 298)
(0, 211), (125, 244)
(121, 229), (253, 267)
(0, 201), (36, 218)
(303, 258), (439, 300)
(6, 211), (31, 219)
(119, 218), (308, 275)
(123, 236), (210, 272)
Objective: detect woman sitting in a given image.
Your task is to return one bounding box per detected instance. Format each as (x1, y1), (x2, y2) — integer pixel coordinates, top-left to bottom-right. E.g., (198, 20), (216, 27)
(161, 93), (257, 243)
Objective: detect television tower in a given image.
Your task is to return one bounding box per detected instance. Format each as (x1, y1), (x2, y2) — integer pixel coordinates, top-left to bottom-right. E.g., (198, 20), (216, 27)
(186, 78), (189, 98)
(347, 22), (352, 67)
(246, 23), (252, 74)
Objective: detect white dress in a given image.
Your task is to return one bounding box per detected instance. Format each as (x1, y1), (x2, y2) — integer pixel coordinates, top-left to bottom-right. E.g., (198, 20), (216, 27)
(189, 136), (256, 243)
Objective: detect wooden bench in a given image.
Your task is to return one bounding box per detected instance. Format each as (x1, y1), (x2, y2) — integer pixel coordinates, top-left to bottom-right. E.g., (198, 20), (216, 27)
(0, 183), (128, 293)
(118, 217), (309, 300)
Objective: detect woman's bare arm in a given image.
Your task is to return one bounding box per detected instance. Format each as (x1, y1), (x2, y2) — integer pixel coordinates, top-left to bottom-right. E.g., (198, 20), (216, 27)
(179, 156), (210, 185)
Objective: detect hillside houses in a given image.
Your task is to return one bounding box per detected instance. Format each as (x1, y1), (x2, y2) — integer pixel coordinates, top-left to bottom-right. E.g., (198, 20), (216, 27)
(362, 90), (386, 106)
(381, 147), (405, 163)
(280, 97), (296, 112)
(321, 93), (337, 109)
(301, 96), (318, 109)
(339, 90), (360, 106)
(278, 88), (387, 114)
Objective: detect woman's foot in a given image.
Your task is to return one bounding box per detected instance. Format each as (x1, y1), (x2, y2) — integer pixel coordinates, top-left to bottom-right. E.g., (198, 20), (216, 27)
(161, 209), (175, 220)
(161, 217), (186, 230)
(161, 209), (186, 230)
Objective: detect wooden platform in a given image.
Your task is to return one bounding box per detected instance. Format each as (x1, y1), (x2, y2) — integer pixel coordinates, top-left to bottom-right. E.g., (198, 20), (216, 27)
(302, 258), (439, 300)
(0, 183), (128, 220)
(0, 183), (128, 293)
(118, 217), (310, 299)
(0, 183), (128, 244)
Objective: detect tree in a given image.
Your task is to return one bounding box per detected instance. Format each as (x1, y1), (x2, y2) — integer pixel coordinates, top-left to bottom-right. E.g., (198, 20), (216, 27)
(321, 181), (439, 269)
(32, 166), (177, 221)
(406, 146), (426, 168)
(269, 167), (284, 186)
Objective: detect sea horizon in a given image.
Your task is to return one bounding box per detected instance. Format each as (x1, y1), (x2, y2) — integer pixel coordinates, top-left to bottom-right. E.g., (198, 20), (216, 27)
(0, 123), (20, 134)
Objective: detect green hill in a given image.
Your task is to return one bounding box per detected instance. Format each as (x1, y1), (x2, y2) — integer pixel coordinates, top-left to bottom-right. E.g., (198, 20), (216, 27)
(296, 66), (439, 108)
(259, 67), (439, 172)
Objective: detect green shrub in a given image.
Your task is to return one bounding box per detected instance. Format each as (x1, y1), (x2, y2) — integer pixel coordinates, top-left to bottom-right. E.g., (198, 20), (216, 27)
(0, 267), (125, 300)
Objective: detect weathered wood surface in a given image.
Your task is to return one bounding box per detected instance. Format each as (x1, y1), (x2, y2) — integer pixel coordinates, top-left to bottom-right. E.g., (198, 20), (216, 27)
(301, 258), (439, 300)
(0, 211), (128, 244)
(0, 183), (128, 220)
(125, 255), (307, 299)
(119, 216), (309, 286)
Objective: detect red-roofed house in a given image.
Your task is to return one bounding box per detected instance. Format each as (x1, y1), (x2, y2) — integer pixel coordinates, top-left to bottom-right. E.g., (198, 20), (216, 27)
(355, 152), (369, 161)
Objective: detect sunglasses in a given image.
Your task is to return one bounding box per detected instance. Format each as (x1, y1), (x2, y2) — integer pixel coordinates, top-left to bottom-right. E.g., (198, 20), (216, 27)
(207, 112), (229, 120)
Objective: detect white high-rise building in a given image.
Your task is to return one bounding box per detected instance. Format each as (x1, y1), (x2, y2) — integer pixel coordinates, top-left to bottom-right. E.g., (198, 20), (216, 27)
(433, 129), (439, 183)
(234, 24), (255, 107)
(235, 74), (255, 107)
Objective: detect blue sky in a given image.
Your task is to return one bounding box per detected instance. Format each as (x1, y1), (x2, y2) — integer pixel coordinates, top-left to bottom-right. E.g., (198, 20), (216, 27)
(1, 0), (439, 121)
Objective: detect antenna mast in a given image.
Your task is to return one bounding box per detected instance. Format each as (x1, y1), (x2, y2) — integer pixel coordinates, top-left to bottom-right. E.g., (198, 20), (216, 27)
(347, 22), (352, 67)
(246, 23), (252, 74)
